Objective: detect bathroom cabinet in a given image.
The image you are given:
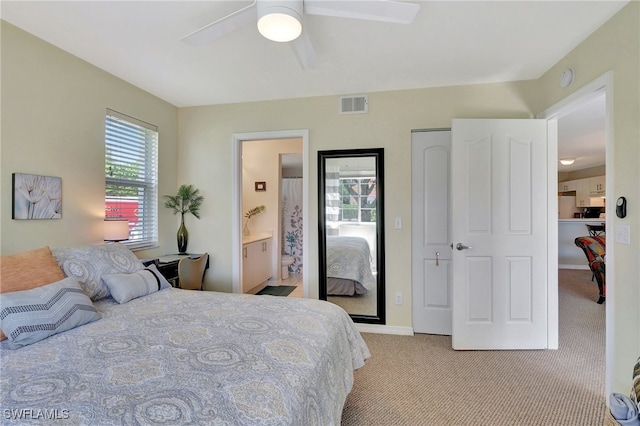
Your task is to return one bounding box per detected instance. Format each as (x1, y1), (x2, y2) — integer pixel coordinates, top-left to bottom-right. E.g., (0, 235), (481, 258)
(242, 236), (273, 293)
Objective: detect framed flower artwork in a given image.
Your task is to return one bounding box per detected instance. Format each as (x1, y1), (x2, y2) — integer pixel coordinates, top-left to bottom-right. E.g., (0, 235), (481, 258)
(12, 173), (62, 219)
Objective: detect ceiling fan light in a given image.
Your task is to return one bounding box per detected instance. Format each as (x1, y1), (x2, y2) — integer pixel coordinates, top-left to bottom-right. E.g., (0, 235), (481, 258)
(257, 1), (303, 42)
(559, 159), (575, 165)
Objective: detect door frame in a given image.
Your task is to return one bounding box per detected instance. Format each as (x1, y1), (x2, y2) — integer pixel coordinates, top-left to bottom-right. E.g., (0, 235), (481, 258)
(537, 71), (613, 392)
(231, 129), (310, 297)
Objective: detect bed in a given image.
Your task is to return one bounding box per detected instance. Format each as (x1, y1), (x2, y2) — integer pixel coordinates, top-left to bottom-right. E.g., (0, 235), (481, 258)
(0, 244), (370, 425)
(326, 236), (376, 296)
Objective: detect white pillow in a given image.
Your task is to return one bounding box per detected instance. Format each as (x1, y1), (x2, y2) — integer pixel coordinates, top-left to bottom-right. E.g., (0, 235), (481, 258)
(102, 264), (171, 304)
(52, 243), (144, 301)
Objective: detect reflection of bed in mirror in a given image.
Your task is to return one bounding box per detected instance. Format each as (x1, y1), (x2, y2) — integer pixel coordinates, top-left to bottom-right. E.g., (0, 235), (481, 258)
(326, 235), (375, 296)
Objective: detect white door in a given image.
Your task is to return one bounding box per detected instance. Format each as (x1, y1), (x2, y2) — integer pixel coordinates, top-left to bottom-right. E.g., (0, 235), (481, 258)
(411, 130), (452, 335)
(451, 119), (549, 349)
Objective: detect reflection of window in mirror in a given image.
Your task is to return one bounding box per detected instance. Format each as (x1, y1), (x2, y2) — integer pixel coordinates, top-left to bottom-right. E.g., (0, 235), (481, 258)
(319, 149), (385, 325)
(338, 176), (376, 222)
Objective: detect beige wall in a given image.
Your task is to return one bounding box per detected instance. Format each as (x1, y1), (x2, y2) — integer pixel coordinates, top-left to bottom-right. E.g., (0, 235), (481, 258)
(0, 22), (179, 260)
(532, 2), (639, 395)
(559, 165), (606, 183)
(178, 82), (537, 324)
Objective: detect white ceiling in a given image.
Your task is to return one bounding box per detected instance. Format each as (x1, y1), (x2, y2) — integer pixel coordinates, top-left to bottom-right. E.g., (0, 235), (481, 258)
(1, 0), (627, 108)
(557, 93), (606, 173)
(2, 0), (619, 171)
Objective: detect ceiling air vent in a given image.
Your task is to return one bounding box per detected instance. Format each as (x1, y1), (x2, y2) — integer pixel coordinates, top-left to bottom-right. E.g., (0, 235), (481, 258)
(339, 95), (368, 115)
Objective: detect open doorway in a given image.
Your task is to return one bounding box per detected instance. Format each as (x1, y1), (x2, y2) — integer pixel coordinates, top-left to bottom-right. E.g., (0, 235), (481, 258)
(231, 130), (310, 299)
(538, 71), (613, 397)
(557, 93), (607, 275)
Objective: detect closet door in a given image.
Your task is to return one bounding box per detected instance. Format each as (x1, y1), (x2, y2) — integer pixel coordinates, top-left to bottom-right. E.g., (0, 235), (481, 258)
(411, 129), (452, 335)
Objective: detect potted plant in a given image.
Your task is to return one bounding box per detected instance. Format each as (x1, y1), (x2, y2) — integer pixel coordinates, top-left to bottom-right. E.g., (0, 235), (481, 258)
(163, 184), (204, 254)
(243, 205), (265, 236)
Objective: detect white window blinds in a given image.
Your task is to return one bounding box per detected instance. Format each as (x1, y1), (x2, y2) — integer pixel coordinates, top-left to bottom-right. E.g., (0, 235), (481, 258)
(105, 109), (158, 250)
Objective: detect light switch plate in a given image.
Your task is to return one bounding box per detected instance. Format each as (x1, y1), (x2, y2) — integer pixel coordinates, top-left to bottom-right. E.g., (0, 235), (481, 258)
(394, 217), (402, 229)
(615, 224), (631, 245)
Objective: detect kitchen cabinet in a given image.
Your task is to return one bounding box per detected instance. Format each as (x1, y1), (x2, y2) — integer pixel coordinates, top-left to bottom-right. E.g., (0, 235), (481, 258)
(575, 178), (605, 207)
(575, 179), (589, 207)
(589, 175), (606, 196)
(242, 236), (272, 293)
(558, 180), (577, 192)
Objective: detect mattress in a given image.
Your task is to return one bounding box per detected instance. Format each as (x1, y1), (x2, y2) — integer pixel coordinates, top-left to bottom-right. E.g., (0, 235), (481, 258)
(326, 236), (375, 295)
(0, 288), (370, 425)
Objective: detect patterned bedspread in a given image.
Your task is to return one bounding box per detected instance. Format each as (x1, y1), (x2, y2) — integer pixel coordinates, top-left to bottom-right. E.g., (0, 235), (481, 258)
(0, 289), (370, 425)
(327, 236), (376, 292)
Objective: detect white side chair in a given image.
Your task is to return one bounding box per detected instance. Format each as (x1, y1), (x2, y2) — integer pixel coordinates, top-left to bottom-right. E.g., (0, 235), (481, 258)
(177, 253), (208, 290)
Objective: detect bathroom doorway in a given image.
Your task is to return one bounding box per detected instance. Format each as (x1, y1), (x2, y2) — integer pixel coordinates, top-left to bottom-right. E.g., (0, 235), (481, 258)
(231, 130), (310, 298)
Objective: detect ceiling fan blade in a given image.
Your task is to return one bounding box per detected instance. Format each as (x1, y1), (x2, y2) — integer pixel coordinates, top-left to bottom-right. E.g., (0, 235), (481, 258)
(303, 0), (419, 24)
(181, 2), (257, 46)
(290, 30), (317, 69)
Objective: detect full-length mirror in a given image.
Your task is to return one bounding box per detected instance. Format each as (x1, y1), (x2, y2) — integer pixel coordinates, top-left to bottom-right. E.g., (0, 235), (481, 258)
(318, 148), (385, 324)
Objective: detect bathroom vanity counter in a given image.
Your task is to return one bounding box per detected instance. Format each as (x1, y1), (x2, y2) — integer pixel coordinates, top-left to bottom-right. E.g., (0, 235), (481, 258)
(242, 232), (272, 245)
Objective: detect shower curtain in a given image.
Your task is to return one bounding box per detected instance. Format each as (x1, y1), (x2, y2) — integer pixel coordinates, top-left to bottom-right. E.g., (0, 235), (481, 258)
(282, 178), (303, 274)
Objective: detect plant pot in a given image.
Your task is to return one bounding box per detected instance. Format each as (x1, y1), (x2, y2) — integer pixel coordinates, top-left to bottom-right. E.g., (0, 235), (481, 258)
(177, 215), (188, 254)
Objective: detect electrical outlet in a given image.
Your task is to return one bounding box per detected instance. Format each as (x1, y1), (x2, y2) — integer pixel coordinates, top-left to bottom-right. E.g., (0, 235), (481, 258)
(395, 292), (403, 305)
(395, 217), (402, 229)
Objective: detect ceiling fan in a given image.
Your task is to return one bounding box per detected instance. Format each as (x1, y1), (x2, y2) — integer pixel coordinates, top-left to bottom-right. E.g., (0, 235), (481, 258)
(181, 0), (420, 69)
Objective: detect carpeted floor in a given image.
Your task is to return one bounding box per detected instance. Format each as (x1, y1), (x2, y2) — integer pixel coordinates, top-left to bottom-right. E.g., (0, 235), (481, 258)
(342, 269), (605, 425)
(328, 282), (377, 316)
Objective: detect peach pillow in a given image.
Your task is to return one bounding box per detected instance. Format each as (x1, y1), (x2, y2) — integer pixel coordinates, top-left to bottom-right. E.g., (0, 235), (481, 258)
(0, 246), (65, 340)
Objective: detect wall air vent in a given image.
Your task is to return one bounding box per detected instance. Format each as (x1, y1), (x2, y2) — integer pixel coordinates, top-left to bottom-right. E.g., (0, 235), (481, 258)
(339, 95), (368, 115)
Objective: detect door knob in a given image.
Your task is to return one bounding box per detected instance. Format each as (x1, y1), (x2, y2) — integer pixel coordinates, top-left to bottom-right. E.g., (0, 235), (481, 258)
(456, 243), (472, 251)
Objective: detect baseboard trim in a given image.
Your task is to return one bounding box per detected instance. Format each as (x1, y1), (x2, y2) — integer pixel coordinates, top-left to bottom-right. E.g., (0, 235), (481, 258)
(355, 323), (414, 336)
(559, 264), (590, 270)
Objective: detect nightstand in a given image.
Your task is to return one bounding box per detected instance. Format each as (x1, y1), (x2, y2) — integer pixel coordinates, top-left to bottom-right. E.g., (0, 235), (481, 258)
(149, 254), (209, 288)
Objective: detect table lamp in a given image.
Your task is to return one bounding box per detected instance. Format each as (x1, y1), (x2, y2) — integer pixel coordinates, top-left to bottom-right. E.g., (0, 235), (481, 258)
(104, 219), (130, 242)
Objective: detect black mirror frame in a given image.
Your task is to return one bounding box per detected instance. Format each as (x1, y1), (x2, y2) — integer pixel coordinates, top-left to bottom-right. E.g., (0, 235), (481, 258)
(318, 148), (385, 324)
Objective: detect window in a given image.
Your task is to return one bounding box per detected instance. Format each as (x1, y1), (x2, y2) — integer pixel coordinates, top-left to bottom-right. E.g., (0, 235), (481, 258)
(105, 109), (158, 250)
(338, 177), (377, 222)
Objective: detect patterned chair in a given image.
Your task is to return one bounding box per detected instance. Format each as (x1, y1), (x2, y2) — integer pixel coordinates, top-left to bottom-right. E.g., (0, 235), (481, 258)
(574, 236), (606, 304)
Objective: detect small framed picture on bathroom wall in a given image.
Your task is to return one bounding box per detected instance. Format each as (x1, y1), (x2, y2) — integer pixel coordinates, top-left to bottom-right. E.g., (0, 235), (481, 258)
(12, 173), (62, 220)
(255, 181), (266, 192)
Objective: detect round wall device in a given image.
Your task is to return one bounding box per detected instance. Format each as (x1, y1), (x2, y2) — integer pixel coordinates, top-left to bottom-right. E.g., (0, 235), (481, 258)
(560, 68), (575, 88)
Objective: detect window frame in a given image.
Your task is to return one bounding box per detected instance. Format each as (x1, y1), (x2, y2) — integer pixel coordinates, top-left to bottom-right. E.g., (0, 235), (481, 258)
(105, 109), (159, 251)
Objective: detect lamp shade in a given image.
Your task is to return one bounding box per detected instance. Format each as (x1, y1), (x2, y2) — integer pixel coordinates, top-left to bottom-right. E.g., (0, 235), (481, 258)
(104, 219), (130, 242)
(257, 0), (303, 42)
